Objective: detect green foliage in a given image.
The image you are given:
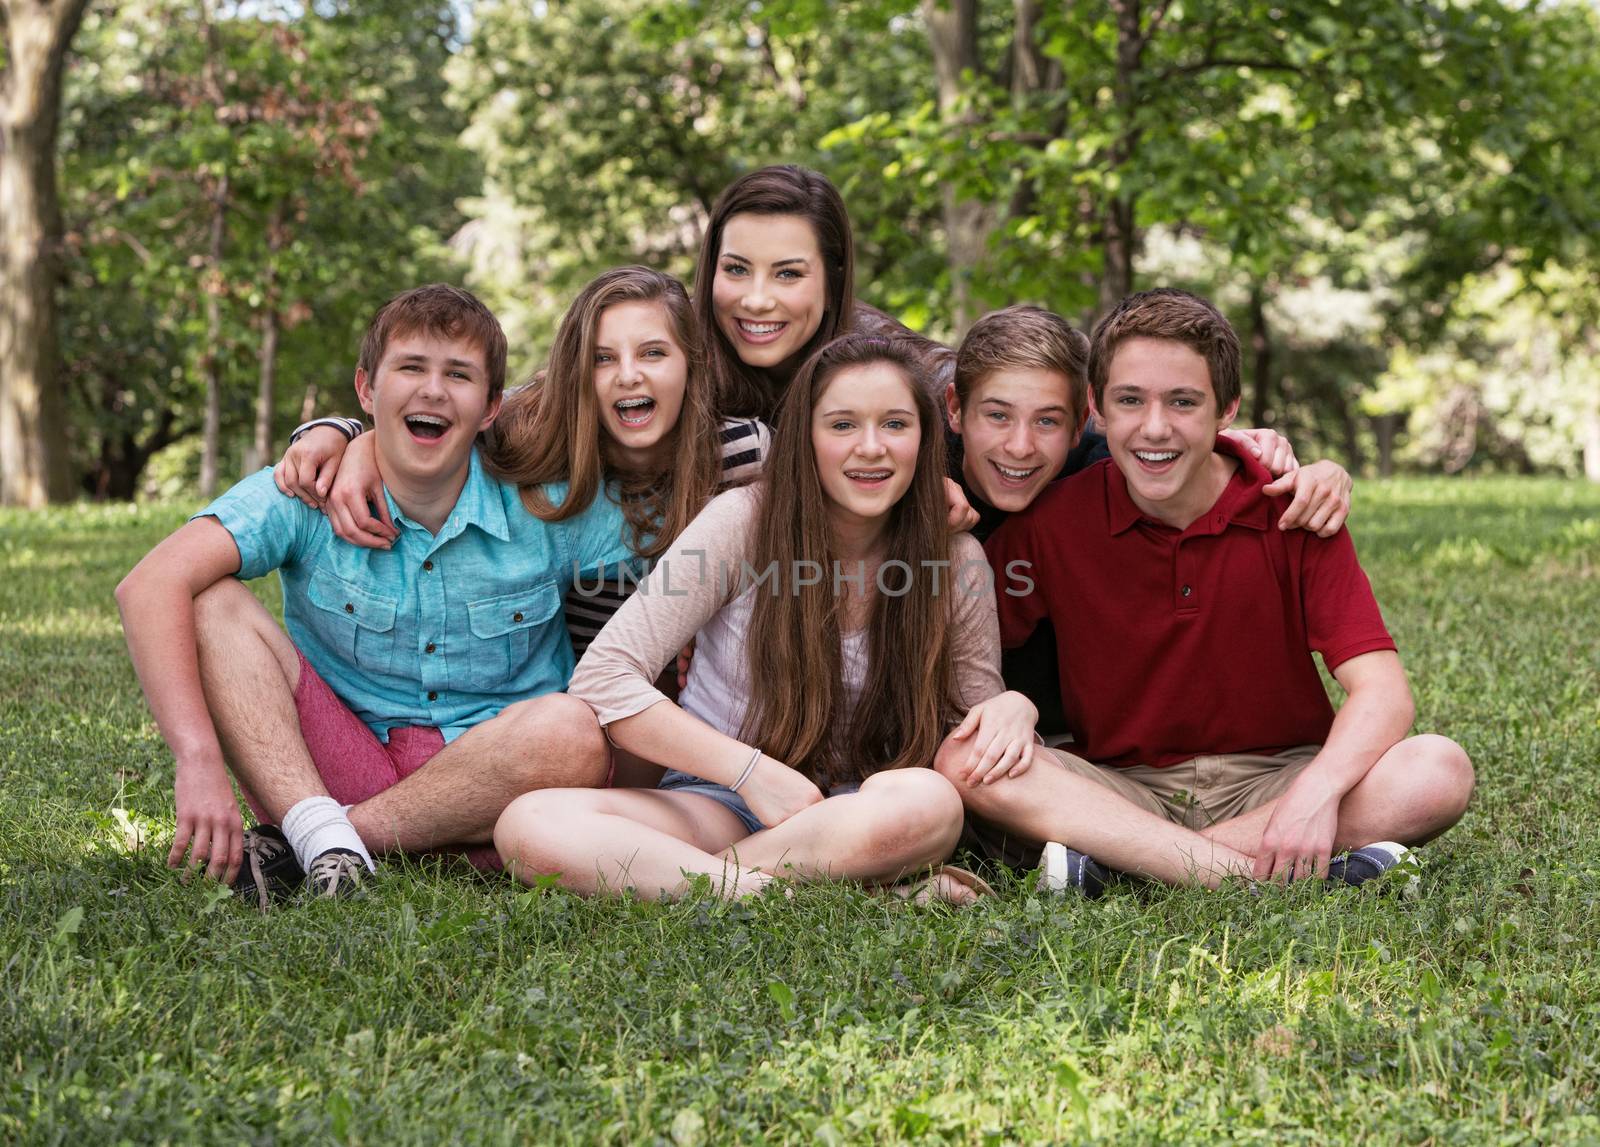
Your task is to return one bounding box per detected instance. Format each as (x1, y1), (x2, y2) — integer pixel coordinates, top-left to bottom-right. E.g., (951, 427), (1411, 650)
(446, 0), (1600, 472)
(448, 0), (935, 352)
(37, 0), (1600, 486)
(4, 481), (1600, 1141)
(57, 0), (476, 498)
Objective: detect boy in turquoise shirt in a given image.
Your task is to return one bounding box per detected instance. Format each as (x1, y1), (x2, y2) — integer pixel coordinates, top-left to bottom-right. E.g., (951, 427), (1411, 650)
(117, 285), (633, 905)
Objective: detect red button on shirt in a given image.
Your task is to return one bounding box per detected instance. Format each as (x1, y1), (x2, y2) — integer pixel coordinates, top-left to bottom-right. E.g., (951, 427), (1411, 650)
(985, 437), (1395, 769)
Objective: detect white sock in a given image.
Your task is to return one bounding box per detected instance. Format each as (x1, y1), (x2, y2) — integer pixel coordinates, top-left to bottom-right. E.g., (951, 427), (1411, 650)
(281, 796), (375, 872)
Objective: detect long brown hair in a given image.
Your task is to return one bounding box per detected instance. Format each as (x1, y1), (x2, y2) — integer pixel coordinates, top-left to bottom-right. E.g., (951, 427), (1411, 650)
(692, 165), (856, 421)
(741, 334), (957, 786)
(486, 267), (721, 560)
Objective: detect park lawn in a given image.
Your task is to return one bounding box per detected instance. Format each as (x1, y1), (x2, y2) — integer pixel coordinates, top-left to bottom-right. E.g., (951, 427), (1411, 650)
(2, 477), (1598, 1145)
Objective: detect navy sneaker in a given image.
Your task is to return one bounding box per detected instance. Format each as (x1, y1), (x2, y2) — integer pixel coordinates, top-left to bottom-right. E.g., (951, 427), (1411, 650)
(1326, 842), (1419, 891)
(232, 825), (304, 911)
(305, 848), (369, 899)
(1039, 841), (1111, 899)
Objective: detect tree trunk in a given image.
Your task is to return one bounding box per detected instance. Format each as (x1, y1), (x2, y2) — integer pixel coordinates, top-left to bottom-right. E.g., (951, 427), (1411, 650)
(1098, 197), (1137, 318)
(1339, 392), (1364, 474)
(0, 0), (91, 507)
(922, 0), (992, 337)
(81, 365), (186, 500)
(199, 173), (229, 497)
(1372, 412), (1398, 478)
(1002, 0), (1068, 240)
(249, 201), (285, 472)
(1248, 285), (1273, 426)
(1098, 0), (1148, 319)
(197, 0), (228, 498)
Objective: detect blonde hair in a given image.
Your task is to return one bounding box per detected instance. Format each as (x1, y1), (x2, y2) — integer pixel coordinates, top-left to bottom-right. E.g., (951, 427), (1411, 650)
(954, 305), (1088, 422)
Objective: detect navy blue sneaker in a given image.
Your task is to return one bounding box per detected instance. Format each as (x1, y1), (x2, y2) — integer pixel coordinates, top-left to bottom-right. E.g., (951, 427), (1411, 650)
(305, 848), (369, 899)
(232, 825), (304, 911)
(1326, 842), (1419, 891)
(1040, 841), (1111, 899)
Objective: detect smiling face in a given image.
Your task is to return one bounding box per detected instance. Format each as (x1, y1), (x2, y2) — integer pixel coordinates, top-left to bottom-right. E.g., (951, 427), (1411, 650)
(355, 330), (500, 493)
(591, 299), (688, 473)
(947, 367), (1081, 512)
(1092, 336), (1240, 529)
(711, 213), (828, 374)
(811, 362), (921, 535)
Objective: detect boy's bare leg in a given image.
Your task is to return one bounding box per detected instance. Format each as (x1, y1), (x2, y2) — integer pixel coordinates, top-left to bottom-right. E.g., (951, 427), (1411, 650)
(349, 692), (608, 854)
(192, 579), (327, 821)
(935, 741), (1254, 888)
(193, 579), (607, 856)
(1198, 734), (1474, 856)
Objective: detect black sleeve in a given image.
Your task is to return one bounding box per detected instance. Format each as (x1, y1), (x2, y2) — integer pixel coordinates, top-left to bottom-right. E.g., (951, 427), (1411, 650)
(1061, 424), (1110, 478)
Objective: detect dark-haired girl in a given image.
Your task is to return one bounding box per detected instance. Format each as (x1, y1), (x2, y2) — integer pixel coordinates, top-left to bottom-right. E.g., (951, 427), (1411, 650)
(494, 335), (1035, 899)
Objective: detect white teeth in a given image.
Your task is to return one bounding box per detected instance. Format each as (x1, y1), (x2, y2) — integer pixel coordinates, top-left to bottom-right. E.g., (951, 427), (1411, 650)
(1134, 450), (1179, 462)
(615, 398), (654, 409)
(994, 463), (1039, 480)
(846, 470), (891, 480)
(738, 320), (784, 335)
(405, 414), (448, 427)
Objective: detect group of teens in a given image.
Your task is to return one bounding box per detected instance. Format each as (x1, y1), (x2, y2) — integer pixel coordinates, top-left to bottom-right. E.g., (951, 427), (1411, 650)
(116, 165), (1474, 907)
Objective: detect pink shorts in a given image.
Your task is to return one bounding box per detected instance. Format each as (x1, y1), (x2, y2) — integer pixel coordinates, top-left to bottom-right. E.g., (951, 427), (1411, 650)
(239, 651), (501, 870)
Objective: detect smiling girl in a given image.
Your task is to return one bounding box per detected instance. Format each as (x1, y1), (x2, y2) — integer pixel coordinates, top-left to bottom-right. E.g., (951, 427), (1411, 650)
(493, 334), (1036, 900)
(694, 165), (855, 420)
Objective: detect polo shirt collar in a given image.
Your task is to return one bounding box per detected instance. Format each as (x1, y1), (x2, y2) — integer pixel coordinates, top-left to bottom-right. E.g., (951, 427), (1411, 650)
(1105, 434), (1274, 536)
(382, 448), (511, 544)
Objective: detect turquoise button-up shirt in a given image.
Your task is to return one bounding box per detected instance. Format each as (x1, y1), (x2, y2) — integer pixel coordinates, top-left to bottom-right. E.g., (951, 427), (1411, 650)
(199, 451), (638, 743)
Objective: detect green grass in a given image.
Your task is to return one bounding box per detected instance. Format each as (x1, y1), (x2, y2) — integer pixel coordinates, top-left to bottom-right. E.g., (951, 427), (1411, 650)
(3, 477), (1599, 1144)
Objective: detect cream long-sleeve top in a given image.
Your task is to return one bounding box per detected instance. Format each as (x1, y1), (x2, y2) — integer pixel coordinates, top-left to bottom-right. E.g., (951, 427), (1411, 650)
(568, 484), (1005, 758)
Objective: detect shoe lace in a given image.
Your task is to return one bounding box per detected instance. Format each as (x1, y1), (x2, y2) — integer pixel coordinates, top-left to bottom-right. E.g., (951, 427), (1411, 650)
(307, 852), (365, 898)
(242, 831), (289, 913)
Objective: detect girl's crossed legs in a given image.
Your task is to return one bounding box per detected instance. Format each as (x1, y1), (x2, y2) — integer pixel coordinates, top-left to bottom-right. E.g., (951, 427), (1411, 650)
(495, 768), (964, 899)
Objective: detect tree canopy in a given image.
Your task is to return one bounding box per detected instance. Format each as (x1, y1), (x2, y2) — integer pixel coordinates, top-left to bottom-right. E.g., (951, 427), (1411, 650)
(3, 0), (1596, 500)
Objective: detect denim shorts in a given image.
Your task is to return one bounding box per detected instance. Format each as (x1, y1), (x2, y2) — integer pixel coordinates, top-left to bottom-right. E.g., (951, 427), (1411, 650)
(658, 770), (764, 835)
(657, 770), (862, 837)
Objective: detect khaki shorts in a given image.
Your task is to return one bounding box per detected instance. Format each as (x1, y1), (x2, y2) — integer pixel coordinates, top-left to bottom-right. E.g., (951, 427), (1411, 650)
(1043, 744), (1323, 829)
(963, 744), (1321, 869)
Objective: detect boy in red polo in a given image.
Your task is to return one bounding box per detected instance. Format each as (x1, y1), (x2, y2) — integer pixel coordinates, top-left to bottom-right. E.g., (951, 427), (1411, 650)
(942, 288), (1474, 893)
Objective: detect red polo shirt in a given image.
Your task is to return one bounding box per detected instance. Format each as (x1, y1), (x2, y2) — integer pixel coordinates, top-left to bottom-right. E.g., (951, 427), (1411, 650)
(984, 436), (1396, 768)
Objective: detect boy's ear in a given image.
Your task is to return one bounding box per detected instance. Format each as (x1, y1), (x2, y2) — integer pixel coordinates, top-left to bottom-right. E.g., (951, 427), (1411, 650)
(1086, 387), (1103, 424)
(478, 392), (503, 432)
(1071, 400), (1091, 445)
(943, 382), (963, 434)
(354, 368), (376, 417)
(1217, 393), (1241, 432)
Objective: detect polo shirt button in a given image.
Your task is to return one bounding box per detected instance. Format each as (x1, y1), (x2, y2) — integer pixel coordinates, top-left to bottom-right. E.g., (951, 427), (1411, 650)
(343, 602), (354, 613)
(1181, 585), (1193, 598)
(425, 642), (436, 654)
(512, 611), (524, 623)
(423, 560), (434, 571)
(427, 690), (438, 701)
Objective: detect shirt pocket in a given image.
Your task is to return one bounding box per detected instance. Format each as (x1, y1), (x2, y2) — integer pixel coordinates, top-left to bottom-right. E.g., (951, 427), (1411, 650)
(306, 569), (399, 674)
(463, 581), (562, 692)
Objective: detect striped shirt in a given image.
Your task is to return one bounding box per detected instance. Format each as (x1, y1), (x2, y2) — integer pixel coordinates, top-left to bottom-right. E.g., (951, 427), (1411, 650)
(563, 417), (770, 658)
